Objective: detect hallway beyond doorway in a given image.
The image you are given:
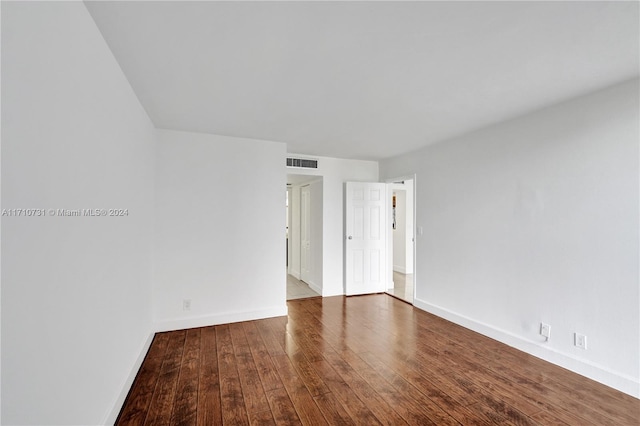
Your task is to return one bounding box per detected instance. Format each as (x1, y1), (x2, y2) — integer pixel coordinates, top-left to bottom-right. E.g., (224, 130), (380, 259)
(287, 274), (320, 300)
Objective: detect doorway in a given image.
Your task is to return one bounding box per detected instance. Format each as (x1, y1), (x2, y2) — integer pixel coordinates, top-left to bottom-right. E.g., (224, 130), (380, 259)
(286, 174), (322, 300)
(386, 178), (415, 303)
(343, 179), (415, 302)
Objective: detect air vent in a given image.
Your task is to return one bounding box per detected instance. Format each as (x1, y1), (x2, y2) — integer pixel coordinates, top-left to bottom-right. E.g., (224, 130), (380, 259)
(286, 157), (318, 169)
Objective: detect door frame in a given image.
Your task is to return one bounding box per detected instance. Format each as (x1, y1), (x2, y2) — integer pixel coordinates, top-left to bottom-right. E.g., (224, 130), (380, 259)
(286, 174), (324, 295)
(300, 184), (311, 284)
(385, 174), (417, 304)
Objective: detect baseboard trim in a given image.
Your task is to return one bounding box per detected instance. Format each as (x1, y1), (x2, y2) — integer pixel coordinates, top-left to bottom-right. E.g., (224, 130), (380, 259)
(413, 298), (640, 398)
(153, 305), (288, 333)
(393, 266), (406, 274)
(307, 280), (322, 295)
(289, 269), (301, 280)
(103, 330), (155, 425)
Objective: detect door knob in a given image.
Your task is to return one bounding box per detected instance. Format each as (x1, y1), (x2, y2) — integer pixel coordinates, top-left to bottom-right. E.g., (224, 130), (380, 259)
(348, 236), (353, 240)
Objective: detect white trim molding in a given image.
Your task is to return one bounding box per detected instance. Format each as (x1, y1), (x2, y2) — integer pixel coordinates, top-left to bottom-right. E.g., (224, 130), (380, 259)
(153, 305), (288, 333)
(103, 331), (155, 425)
(413, 297), (640, 398)
(306, 280), (322, 296)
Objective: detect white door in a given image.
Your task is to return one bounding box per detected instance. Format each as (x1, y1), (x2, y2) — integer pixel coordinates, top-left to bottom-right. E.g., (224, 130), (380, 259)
(300, 185), (311, 283)
(345, 182), (387, 295)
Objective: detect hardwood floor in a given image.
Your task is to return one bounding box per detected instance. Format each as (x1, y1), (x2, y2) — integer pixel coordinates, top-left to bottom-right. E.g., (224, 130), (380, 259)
(117, 295), (639, 425)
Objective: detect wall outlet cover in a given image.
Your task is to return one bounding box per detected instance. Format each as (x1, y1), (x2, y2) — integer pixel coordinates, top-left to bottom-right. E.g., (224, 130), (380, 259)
(540, 323), (551, 339)
(575, 333), (587, 349)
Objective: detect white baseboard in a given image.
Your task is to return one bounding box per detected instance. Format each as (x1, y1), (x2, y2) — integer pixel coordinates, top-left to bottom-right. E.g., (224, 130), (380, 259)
(103, 330), (155, 425)
(289, 269), (301, 280)
(153, 305), (288, 333)
(393, 265), (406, 274)
(307, 280), (322, 295)
(413, 297), (640, 398)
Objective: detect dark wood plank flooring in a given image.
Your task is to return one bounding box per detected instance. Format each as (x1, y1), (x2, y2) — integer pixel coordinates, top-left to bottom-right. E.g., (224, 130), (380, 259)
(116, 295), (640, 425)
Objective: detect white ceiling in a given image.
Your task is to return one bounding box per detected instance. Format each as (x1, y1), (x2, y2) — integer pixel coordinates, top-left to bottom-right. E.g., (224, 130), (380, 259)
(85, 1), (639, 161)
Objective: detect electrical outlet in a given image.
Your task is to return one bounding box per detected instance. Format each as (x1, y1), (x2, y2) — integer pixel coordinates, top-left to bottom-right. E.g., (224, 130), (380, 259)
(183, 299), (191, 311)
(575, 333), (587, 349)
(540, 323), (551, 341)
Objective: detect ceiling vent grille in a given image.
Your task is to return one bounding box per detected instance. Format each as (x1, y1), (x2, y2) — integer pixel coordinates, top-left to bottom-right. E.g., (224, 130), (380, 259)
(287, 157), (318, 169)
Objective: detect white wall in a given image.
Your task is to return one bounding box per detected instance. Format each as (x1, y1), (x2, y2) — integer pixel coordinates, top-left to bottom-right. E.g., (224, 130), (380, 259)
(287, 155), (378, 296)
(2, 2), (156, 424)
(154, 130), (287, 330)
(380, 78), (640, 397)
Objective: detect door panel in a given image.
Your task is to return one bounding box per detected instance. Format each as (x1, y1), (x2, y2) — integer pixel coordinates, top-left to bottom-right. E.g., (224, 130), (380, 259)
(353, 206), (364, 239)
(370, 206), (381, 239)
(370, 250), (380, 282)
(345, 182), (387, 295)
(353, 250), (364, 283)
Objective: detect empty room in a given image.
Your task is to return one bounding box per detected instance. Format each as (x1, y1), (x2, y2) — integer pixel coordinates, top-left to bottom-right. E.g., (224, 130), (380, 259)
(1, 1), (639, 425)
